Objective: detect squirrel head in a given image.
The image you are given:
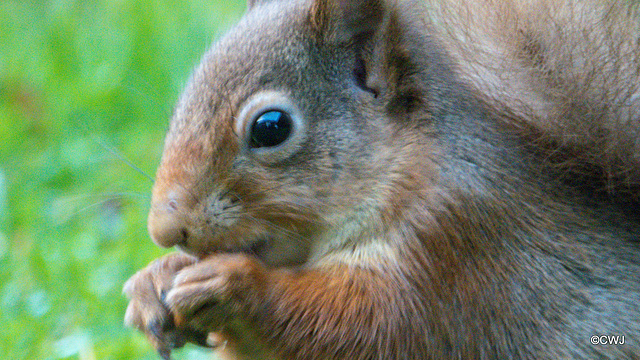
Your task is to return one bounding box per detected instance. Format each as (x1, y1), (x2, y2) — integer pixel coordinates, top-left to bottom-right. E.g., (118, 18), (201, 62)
(148, 0), (449, 266)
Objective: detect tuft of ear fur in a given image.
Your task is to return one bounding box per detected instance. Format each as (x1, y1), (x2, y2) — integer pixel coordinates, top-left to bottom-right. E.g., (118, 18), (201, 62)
(309, 0), (386, 43)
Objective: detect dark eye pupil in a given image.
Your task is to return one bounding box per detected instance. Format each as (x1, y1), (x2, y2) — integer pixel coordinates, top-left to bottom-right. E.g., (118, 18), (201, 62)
(249, 110), (293, 148)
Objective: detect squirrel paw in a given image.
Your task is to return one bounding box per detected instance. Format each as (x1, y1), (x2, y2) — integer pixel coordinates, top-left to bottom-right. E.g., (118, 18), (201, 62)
(165, 253), (267, 332)
(123, 252), (208, 358)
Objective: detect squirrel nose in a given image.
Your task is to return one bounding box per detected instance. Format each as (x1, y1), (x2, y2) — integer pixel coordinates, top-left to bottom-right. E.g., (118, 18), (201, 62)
(148, 194), (190, 249)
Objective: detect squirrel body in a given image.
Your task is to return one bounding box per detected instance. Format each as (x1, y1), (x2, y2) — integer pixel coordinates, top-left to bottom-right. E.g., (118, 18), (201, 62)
(124, 0), (640, 359)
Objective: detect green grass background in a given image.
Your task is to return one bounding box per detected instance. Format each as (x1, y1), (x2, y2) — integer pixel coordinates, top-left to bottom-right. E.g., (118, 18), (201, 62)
(0, 0), (245, 358)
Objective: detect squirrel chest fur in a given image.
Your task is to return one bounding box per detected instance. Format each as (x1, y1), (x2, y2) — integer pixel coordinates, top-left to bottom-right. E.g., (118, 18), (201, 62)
(124, 0), (640, 359)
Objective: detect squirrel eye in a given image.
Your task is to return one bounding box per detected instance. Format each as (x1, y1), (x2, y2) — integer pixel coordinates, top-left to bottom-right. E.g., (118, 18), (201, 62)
(249, 110), (293, 148)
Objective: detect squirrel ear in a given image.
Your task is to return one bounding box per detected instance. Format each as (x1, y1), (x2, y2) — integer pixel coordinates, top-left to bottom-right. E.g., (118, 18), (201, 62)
(309, 0), (386, 42)
(312, 0), (429, 120)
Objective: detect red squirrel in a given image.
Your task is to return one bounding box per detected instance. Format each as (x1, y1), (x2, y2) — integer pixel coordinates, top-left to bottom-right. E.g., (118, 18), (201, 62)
(124, 0), (640, 358)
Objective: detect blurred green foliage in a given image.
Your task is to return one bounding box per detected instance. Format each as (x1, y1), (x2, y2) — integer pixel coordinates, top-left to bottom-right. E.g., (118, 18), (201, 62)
(0, 0), (245, 358)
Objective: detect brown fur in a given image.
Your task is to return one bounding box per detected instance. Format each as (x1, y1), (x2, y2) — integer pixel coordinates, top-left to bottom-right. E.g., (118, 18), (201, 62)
(124, 0), (640, 359)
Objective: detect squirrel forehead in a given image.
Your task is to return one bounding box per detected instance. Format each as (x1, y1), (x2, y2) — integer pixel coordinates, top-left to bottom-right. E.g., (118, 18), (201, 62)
(168, 0), (316, 138)
(201, 0), (314, 88)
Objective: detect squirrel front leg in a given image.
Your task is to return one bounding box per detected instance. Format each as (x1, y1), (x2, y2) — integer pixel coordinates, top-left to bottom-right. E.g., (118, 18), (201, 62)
(166, 253), (412, 360)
